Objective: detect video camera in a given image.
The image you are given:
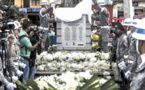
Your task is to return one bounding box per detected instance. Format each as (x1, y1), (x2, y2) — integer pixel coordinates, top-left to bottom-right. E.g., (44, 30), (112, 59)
(29, 25), (43, 41)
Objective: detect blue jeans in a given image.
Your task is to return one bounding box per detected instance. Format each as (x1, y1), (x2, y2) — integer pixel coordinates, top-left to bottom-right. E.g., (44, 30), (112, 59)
(20, 60), (36, 84)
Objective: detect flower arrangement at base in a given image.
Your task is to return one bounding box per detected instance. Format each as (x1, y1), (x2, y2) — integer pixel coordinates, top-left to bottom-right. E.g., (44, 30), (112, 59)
(33, 71), (118, 90)
(36, 51), (112, 72)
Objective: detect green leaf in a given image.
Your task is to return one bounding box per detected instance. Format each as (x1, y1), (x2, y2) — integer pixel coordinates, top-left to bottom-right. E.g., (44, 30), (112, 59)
(15, 80), (30, 90)
(88, 82), (100, 90)
(106, 83), (119, 90)
(25, 79), (40, 90)
(80, 75), (100, 90)
(101, 79), (117, 90)
(45, 81), (57, 90)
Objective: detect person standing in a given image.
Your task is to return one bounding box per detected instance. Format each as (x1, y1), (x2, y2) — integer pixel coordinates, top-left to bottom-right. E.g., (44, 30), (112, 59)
(92, 0), (110, 59)
(18, 18), (39, 84)
(39, 0), (54, 51)
(127, 18), (145, 90)
(115, 23), (129, 90)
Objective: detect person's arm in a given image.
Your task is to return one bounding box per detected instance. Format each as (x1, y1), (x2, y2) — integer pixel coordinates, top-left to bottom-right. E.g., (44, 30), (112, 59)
(0, 59), (9, 85)
(40, 7), (53, 17)
(92, 0), (109, 17)
(123, 35), (129, 56)
(102, 8), (109, 17)
(21, 37), (38, 51)
(92, 0), (101, 11)
(8, 35), (15, 58)
(28, 42), (39, 51)
(9, 43), (13, 58)
(0, 72), (9, 85)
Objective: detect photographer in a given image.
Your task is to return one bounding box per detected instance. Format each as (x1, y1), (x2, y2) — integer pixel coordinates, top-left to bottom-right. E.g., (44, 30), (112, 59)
(18, 18), (39, 84)
(27, 25), (43, 75)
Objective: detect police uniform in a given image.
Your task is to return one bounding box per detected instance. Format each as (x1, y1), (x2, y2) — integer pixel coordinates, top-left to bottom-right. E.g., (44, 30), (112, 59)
(130, 55), (145, 90)
(116, 34), (128, 63)
(8, 37), (20, 76)
(39, 7), (53, 50)
(92, 0), (110, 53)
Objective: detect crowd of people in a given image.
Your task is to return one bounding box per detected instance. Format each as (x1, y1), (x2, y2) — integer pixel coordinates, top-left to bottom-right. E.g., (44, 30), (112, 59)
(91, 16), (145, 90)
(0, 0), (145, 89)
(0, 0), (56, 89)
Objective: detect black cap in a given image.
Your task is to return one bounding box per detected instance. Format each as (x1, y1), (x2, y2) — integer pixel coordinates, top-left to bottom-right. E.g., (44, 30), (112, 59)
(117, 23), (125, 31)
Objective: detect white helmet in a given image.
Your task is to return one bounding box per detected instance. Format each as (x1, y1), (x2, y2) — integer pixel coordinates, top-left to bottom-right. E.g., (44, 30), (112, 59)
(41, 0), (49, 5)
(122, 18), (133, 26)
(131, 19), (140, 27)
(14, 21), (21, 28)
(132, 19), (145, 40)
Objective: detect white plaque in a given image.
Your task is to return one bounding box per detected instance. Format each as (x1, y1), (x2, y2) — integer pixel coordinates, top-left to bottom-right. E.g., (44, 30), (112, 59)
(61, 16), (86, 47)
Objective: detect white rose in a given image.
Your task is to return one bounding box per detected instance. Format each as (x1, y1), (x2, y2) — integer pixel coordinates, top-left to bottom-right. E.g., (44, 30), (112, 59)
(47, 54), (53, 61)
(86, 53), (92, 59)
(79, 53), (86, 60)
(52, 53), (59, 60)
(66, 53), (72, 60)
(90, 57), (97, 62)
(37, 65), (46, 71)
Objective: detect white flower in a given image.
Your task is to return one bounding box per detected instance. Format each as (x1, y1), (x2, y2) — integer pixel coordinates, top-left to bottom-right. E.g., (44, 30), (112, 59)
(86, 53), (92, 59)
(91, 53), (96, 57)
(78, 53), (86, 60)
(66, 53), (72, 60)
(77, 64), (83, 70)
(46, 54), (53, 61)
(72, 52), (80, 60)
(90, 57), (97, 62)
(99, 78), (107, 84)
(36, 80), (48, 89)
(40, 51), (47, 56)
(52, 53), (59, 60)
(37, 65), (45, 71)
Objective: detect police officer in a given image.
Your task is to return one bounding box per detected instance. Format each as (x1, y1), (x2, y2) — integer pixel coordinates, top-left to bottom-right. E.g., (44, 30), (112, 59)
(126, 18), (145, 90)
(39, 0), (54, 51)
(92, 0), (110, 59)
(124, 19), (140, 79)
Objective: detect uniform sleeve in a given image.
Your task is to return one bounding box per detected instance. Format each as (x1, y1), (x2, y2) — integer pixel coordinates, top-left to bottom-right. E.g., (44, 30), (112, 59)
(128, 39), (137, 61)
(123, 36), (129, 55)
(92, 0), (101, 11)
(0, 72), (9, 85)
(21, 37), (32, 48)
(129, 54), (138, 72)
(102, 8), (109, 17)
(0, 58), (9, 85)
(8, 59), (18, 75)
(40, 7), (53, 17)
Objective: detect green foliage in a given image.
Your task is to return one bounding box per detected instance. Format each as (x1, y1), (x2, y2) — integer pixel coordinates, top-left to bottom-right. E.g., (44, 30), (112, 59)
(16, 79), (57, 90)
(79, 75), (119, 90)
(0, 0), (24, 20)
(79, 75), (101, 90)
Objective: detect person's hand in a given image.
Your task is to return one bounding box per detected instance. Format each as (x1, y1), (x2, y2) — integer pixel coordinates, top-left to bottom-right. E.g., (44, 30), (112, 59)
(8, 34), (15, 44)
(125, 71), (131, 79)
(19, 62), (26, 69)
(29, 31), (34, 36)
(6, 83), (16, 90)
(16, 70), (23, 77)
(118, 61), (126, 70)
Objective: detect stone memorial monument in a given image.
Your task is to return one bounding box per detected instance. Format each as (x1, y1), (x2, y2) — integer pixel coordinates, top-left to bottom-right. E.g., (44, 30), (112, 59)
(56, 15), (91, 51)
